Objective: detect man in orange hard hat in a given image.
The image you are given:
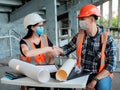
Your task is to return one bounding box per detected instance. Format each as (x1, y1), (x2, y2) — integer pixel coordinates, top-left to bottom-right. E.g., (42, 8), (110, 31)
(52, 4), (117, 90)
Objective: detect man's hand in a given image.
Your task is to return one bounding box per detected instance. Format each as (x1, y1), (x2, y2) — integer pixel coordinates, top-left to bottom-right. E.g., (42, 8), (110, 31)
(85, 79), (97, 90)
(74, 65), (82, 73)
(49, 46), (64, 56)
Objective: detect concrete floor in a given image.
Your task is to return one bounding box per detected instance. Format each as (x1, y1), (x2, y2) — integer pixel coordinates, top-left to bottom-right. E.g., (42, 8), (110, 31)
(0, 56), (120, 90)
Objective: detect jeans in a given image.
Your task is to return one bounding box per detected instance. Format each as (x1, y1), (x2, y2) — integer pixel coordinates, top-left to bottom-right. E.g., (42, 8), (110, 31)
(95, 76), (112, 90)
(87, 74), (112, 90)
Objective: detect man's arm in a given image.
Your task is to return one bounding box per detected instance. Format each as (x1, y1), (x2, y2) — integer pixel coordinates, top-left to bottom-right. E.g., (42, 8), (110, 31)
(51, 34), (78, 56)
(60, 34), (78, 56)
(95, 34), (117, 80)
(105, 34), (117, 73)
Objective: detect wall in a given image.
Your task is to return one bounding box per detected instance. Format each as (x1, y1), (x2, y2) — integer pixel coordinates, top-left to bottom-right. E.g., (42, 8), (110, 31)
(0, 13), (11, 58)
(0, 13), (24, 59)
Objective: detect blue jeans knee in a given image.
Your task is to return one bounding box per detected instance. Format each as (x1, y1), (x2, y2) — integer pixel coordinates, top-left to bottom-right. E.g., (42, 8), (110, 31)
(95, 76), (112, 90)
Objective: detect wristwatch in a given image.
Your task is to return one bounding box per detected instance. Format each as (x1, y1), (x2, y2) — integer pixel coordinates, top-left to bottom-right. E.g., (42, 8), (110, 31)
(93, 77), (99, 82)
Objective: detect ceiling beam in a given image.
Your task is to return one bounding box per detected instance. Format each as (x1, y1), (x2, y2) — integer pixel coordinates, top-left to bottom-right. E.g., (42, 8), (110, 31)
(92, 0), (110, 6)
(0, 0), (22, 6)
(0, 5), (12, 12)
(10, 0), (47, 22)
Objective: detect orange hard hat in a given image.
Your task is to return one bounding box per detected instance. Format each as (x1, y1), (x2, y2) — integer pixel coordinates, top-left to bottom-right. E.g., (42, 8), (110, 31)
(77, 4), (101, 18)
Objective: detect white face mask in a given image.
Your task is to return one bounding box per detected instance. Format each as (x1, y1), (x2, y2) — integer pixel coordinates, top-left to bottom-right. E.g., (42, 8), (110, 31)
(79, 20), (88, 31)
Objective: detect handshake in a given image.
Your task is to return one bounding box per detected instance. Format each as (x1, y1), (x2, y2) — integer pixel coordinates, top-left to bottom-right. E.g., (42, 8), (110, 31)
(49, 46), (64, 57)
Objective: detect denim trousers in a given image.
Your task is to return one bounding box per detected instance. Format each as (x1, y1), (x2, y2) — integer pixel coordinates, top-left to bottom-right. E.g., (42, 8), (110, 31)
(87, 74), (112, 90)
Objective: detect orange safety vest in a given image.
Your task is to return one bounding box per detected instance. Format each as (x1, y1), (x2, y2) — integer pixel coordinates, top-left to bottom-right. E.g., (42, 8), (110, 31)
(20, 34), (50, 64)
(76, 30), (114, 78)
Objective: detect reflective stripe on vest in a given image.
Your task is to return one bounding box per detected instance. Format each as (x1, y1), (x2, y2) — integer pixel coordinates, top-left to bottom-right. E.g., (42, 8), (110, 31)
(25, 39), (35, 64)
(76, 30), (85, 67)
(99, 32), (108, 72)
(76, 30), (113, 78)
(22, 34), (49, 64)
(40, 35), (49, 64)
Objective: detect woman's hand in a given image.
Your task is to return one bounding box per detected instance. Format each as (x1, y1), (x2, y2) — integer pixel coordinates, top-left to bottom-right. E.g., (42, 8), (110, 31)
(49, 46), (64, 56)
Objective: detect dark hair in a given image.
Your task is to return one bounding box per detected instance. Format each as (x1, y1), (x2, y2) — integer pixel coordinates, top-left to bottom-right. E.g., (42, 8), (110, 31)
(23, 23), (38, 39)
(91, 15), (98, 20)
(23, 26), (33, 39)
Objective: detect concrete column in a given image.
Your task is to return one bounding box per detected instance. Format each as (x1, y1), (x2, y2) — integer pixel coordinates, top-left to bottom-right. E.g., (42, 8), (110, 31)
(118, 0), (120, 28)
(118, 0), (120, 43)
(46, 0), (58, 45)
(100, 4), (103, 25)
(69, 8), (78, 36)
(108, 0), (112, 27)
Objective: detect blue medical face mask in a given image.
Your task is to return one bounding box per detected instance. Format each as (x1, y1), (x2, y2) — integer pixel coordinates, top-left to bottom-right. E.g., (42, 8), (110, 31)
(36, 27), (44, 35)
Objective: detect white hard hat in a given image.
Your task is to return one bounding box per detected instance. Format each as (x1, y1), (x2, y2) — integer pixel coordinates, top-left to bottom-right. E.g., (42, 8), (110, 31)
(24, 13), (45, 29)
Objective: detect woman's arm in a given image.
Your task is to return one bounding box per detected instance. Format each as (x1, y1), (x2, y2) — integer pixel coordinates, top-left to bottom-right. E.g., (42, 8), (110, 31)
(21, 44), (53, 57)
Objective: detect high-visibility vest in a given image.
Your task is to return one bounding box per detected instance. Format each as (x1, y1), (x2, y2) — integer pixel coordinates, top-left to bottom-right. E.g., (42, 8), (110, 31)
(20, 34), (50, 64)
(76, 30), (113, 78)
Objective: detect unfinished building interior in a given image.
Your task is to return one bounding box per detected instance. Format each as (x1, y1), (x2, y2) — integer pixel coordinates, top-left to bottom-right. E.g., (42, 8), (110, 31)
(0, 0), (120, 90)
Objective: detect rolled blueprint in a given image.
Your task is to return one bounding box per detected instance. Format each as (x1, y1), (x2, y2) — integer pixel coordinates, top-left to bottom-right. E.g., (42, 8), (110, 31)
(8, 59), (50, 83)
(56, 59), (76, 81)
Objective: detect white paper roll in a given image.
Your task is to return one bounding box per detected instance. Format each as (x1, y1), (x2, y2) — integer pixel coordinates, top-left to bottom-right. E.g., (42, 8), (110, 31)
(56, 59), (76, 81)
(9, 59), (50, 83)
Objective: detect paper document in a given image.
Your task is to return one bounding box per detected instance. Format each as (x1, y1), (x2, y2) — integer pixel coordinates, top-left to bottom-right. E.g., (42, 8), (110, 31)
(37, 65), (58, 73)
(56, 59), (76, 81)
(56, 59), (91, 81)
(67, 68), (91, 80)
(9, 59), (50, 83)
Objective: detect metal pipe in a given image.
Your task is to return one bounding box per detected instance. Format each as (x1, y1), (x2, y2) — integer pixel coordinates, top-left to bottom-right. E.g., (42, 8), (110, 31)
(9, 29), (12, 56)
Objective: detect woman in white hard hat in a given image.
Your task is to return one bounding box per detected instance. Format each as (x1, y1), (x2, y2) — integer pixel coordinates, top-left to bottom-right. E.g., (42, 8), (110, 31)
(20, 13), (55, 65)
(19, 13), (55, 90)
